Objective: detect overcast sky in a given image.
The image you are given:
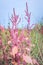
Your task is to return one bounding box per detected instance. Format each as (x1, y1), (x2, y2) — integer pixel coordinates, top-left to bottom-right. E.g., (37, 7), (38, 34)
(0, 0), (43, 28)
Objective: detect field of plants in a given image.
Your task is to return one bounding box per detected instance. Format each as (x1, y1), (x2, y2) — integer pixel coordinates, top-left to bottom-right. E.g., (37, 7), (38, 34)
(0, 2), (43, 65)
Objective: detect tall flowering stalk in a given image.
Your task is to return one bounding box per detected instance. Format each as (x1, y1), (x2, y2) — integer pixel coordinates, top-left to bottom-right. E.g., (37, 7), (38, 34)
(25, 2), (31, 29)
(8, 2), (39, 65)
(10, 8), (21, 29)
(25, 2), (34, 30)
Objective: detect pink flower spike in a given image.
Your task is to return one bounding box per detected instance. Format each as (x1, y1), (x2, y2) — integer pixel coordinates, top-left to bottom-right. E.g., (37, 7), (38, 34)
(10, 8), (21, 29)
(25, 2), (31, 25)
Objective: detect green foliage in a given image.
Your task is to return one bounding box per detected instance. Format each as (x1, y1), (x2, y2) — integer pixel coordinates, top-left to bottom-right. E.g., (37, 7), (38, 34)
(31, 24), (43, 65)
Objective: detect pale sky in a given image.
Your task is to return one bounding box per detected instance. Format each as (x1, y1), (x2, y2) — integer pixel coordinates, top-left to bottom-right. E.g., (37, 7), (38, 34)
(0, 0), (43, 28)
